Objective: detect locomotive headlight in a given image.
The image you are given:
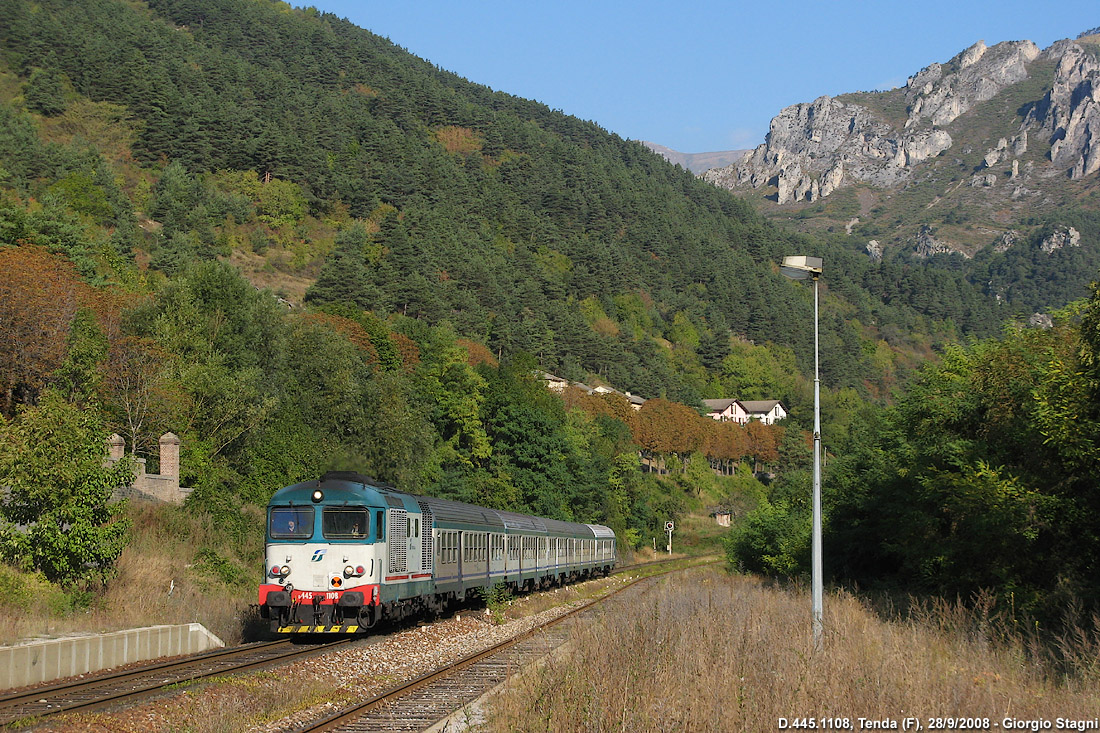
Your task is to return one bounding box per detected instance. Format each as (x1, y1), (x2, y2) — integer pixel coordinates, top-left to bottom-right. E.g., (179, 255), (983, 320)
(355, 565), (365, 576)
(311, 489), (324, 503)
(343, 565), (354, 578)
(280, 565), (291, 577)
(270, 565), (281, 577)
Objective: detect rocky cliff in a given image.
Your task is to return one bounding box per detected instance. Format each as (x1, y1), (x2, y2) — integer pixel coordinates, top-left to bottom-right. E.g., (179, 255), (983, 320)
(1029, 39), (1100, 179)
(704, 39), (1051, 204)
(702, 31), (1100, 259)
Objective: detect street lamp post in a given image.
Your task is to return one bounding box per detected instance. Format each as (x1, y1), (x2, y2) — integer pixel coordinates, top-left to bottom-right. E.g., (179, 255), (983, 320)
(780, 255), (824, 650)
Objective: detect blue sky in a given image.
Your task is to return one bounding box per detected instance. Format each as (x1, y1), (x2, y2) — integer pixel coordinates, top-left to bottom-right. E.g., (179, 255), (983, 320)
(308, 1), (1098, 153)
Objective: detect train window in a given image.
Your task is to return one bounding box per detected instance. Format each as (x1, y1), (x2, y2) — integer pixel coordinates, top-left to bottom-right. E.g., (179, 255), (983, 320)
(376, 510), (384, 538)
(269, 507), (314, 539)
(322, 507), (369, 539)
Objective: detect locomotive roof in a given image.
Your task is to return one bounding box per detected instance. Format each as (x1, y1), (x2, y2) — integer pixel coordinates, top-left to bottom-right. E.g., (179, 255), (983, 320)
(268, 472), (394, 507)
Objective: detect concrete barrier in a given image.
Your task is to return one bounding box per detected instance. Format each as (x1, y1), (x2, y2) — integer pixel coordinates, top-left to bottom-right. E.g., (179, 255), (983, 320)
(0, 623), (224, 690)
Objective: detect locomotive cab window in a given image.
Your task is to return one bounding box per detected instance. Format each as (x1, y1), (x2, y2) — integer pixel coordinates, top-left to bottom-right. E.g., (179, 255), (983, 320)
(269, 507), (314, 539)
(322, 507), (369, 539)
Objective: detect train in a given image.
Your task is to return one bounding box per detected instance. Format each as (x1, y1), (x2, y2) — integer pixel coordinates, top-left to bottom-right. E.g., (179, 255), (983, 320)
(257, 471), (617, 633)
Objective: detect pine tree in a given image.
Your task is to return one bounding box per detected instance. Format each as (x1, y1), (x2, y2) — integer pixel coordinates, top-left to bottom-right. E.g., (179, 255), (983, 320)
(304, 223), (375, 309)
(23, 65), (67, 117)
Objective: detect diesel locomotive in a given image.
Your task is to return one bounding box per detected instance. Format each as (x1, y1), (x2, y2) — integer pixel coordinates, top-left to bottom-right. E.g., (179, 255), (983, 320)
(258, 471), (617, 633)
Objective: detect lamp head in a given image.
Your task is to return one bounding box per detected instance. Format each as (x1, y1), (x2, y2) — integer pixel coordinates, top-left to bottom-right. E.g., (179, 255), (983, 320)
(781, 255), (823, 280)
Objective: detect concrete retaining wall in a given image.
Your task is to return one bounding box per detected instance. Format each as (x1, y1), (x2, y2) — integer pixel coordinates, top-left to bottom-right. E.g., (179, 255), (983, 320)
(0, 623), (224, 690)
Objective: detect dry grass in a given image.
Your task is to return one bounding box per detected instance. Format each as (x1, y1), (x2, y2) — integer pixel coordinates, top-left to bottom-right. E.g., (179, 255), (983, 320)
(161, 673), (339, 733)
(494, 555), (713, 622)
(228, 248), (315, 305)
(485, 567), (1100, 731)
(435, 126), (483, 154)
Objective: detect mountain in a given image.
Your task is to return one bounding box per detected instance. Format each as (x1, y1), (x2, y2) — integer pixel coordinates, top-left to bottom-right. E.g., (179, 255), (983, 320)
(640, 142), (749, 174)
(0, 0), (1071, 409)
(702, 30), (1100, 312)
(0, 0), (868, 405)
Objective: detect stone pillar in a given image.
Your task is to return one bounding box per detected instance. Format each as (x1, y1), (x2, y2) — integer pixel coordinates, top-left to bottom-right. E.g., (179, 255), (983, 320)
(159, 432), (181, 501)
(159, 432), (180, 478)
(107, 434), (125, 461)
(159, 433), (180, 479)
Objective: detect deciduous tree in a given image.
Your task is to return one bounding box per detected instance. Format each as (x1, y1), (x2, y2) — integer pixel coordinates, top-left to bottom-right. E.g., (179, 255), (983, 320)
(0, 244), (92, 415)
(0, 391), (132, 586)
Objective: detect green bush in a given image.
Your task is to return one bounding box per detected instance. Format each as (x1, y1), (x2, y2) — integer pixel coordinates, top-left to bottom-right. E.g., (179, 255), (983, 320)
(0, 565), (82, 614)
(725, 499), (810, 577)
(479, 582), (512, 625)
(193, 548), (245, 586)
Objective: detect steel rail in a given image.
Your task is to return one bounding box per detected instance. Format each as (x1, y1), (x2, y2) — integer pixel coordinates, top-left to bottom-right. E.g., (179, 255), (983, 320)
(0, 639), (290, 708)
(0, 637), (351, 725)
(0, 554), (715, 728)
(301, 556), (719, 732)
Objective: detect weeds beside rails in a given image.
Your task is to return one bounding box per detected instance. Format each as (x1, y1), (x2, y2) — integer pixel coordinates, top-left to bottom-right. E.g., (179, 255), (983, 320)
(479, 582), (513, 625)
(484, 566), (1100, 732)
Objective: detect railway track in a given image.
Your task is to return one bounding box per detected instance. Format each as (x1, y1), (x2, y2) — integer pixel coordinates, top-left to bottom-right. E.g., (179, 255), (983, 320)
(298, 557), (715, 732)
(0, 555), (712, 729)
(0, 637), (351, 726)
(305, 621), (575, 732)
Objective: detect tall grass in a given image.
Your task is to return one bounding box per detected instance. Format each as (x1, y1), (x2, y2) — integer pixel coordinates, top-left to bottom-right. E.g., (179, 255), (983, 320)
(487, 568), (1100, 731)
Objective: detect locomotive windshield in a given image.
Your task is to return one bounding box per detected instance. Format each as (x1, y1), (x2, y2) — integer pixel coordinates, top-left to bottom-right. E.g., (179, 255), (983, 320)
(269, 507), (314, 539)
(323, 507), (369, 539)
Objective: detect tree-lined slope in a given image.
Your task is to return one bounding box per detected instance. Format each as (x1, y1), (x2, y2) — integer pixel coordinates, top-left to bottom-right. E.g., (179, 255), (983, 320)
(0, 0), (1025, 405)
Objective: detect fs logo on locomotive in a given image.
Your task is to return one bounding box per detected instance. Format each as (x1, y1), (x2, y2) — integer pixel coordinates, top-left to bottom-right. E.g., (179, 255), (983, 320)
(311, 549), (326, 562)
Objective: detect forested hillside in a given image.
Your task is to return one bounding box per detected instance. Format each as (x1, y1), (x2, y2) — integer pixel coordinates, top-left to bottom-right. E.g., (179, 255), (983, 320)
(0, 0), (1024, 404)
